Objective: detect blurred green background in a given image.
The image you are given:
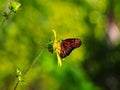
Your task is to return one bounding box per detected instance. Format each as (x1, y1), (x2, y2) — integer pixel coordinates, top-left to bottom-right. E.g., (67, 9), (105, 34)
(0, 0), (120, 90)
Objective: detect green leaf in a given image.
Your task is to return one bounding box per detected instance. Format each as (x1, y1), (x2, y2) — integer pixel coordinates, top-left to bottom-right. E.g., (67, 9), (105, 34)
(9, 1), (21, 13)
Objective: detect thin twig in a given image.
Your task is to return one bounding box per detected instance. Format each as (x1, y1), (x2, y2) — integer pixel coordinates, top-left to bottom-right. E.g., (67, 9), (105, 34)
(22, 49), (44, 77)
(14, 81), (19, 90)
(13, 47), (45, 90)
(0, 11), (12, 27)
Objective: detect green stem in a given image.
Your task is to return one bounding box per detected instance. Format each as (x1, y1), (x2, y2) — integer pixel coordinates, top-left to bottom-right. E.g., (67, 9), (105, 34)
(22, 49), (43, 77)
(0, 10), (12, 27)
(14, 81), (19, 90)
(13, 47), (45, 90)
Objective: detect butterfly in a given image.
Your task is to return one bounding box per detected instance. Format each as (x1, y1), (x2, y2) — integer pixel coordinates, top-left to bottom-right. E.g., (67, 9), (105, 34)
(47, 30), (82, 66)
(47, 38), (82, 58)
(60, 38), (82, 58)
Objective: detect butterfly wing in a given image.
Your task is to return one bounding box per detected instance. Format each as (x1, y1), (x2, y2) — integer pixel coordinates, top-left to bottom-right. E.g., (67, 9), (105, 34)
(60, 40), (72, 58)
(60, 38), (81, 58)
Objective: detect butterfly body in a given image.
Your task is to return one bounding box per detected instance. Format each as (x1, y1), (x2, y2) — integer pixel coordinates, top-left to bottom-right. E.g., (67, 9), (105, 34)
(60, 38), (82, 58)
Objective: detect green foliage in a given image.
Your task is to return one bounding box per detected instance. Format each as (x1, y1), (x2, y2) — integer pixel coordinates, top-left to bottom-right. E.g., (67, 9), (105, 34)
(16, 68), (24, 82)
(1, 1), (21, 27)
(0, 0), (120, 90)
(9, 2), (21, 13)
(47, 40), (54, 54)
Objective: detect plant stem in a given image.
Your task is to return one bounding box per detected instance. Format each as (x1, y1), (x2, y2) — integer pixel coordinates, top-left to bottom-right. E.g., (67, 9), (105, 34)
(13, 47), (45, 90)
(1, 10), (12, 27)
(14, 81), (19, 90)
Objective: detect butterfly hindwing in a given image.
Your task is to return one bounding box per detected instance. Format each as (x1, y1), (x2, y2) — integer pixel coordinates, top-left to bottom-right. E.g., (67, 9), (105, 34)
(60, 38), (81, 58)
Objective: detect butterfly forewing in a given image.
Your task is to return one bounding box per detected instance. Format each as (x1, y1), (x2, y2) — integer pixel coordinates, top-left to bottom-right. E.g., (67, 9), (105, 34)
(60, 38), (81, 58)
